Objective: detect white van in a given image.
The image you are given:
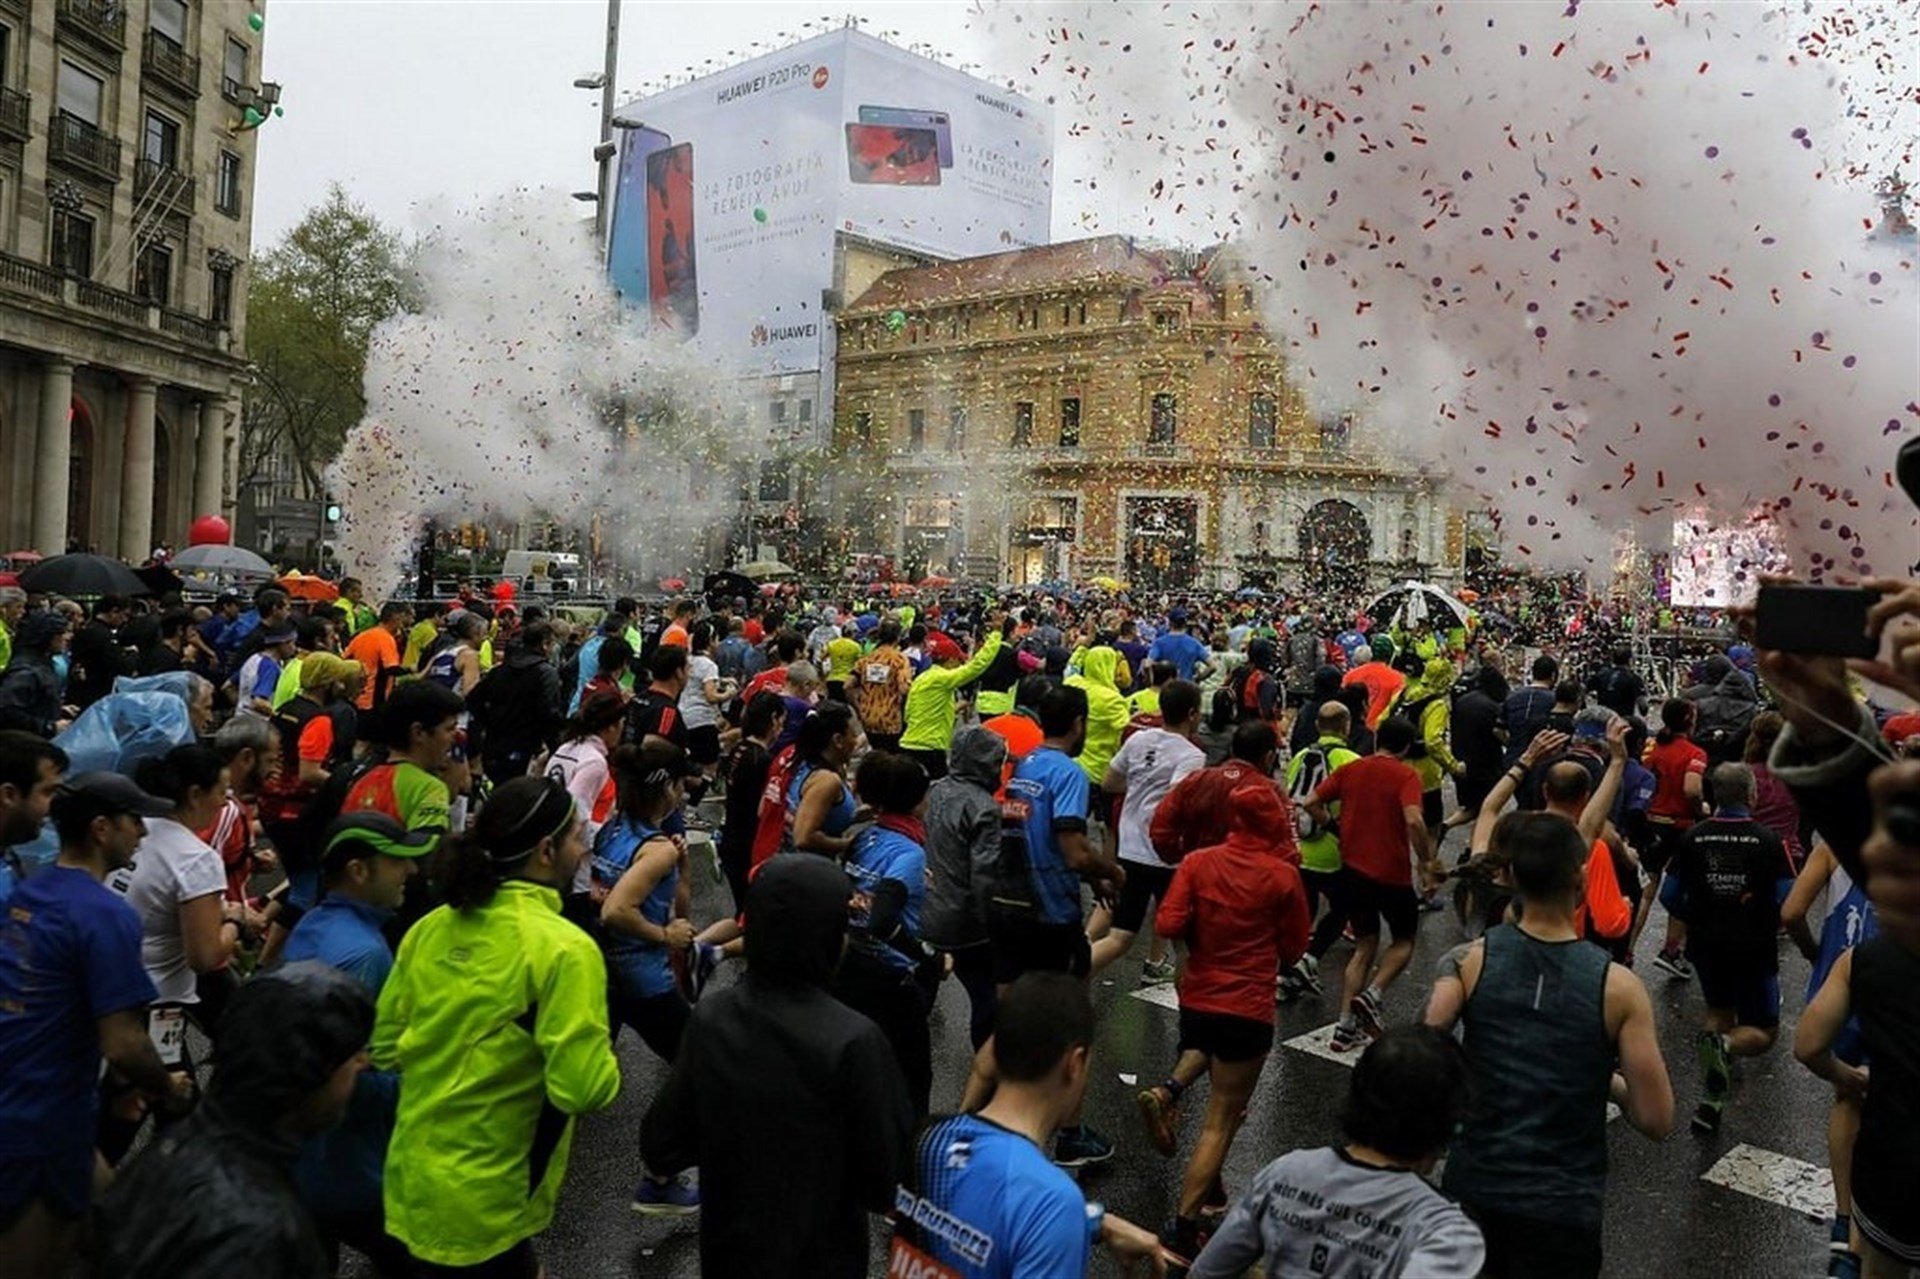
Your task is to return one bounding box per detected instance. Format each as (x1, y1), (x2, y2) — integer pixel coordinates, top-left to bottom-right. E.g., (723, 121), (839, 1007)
(499, 549), (582, 595)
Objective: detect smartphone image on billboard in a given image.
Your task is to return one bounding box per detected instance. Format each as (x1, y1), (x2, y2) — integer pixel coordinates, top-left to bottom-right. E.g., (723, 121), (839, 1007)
(608, 126), (671, 307)
(856, 105), (953, 167)
(647, 142), (698, 334)
(845, 124), (941, 186)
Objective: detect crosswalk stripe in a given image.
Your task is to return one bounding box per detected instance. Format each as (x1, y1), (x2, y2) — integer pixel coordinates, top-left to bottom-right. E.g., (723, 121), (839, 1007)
(1701, 1144), (1833, 1220)
(1127, 982), (1181, 1011)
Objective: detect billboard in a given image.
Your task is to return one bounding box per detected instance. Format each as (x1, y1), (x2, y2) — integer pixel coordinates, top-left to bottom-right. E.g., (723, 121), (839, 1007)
(606, 29), (1053, 374)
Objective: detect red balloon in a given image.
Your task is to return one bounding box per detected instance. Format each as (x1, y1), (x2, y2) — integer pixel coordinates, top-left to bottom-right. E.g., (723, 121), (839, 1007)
(188, 515), (231, 546)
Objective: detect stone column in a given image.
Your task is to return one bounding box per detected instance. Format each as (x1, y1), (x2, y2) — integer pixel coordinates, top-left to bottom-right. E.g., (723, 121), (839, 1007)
(192, 396), (227, 521)
(30, 360), (75, 555)
(118, 376), (159, 562)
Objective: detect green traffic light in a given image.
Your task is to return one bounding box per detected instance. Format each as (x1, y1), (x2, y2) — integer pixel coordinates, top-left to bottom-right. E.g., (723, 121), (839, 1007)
(325, 504), (342, 522)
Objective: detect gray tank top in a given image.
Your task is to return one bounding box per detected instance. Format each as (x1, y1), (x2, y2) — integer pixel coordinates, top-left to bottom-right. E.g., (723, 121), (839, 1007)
(1442, 923), (1613, 1227)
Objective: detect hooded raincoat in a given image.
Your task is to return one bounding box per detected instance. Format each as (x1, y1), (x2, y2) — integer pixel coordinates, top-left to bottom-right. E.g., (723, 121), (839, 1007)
(373, 880), (621, 1267)
(1065, 645), (1131, 784)
(1392, 657), (1463, 793)
(922, 727), (1010, 950)
(899, 630), (1003, 755)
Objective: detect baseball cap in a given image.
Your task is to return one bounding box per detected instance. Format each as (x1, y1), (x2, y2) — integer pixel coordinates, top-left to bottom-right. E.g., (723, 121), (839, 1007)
(925, 632), (965, 663)
(321, 812), (437, 874)
(52, 772), (172, 820)
(628, 738), (702, 786)
(1168, 607), (1189, 624)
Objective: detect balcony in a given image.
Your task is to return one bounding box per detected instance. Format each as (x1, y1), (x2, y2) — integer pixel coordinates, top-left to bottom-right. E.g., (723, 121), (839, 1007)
(48, 114), (121, 183)
(0, 249), (230, 350)
(0, 86), (27, 143)
(142, 31), (201, 98)
(160, 308), (220, 345)
(135, 157), (195, 213)
(0, 250), (62, 298)
(55, 0), (126, 54)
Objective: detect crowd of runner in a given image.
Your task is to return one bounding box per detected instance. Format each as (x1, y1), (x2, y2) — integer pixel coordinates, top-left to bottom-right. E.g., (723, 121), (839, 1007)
(2, 568), (1919, 1278)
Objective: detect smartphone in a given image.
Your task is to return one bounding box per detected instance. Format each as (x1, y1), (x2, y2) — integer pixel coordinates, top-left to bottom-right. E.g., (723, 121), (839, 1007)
(856, 105), (953, 167)
(608, 125), (671, 307)
(1753, 584), (1877, 658)
(646, 143), (698, 334)
(844, 124), (941, 186)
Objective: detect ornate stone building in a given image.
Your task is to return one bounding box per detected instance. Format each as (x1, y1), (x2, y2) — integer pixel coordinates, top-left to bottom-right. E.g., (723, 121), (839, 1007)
(831, 236), (1460, 592)
(0, 0), (263, 557)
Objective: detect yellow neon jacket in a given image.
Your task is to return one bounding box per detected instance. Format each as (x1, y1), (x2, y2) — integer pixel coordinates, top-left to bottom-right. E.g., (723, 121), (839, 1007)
(899, 630), (1003, 753)
(1066, 646), (1131, 784)
(373, 880), (621, 1266)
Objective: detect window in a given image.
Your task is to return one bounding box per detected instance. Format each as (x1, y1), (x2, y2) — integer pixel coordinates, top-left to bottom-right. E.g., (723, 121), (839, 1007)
(1319, 413), (1352, 453)
(758, 461), (790, 503)
(143, 111), (180, 168)
(150, 0), (188, 46)
(58, 61), (104, 125)
(51, 209), (94, 277)
(946, 406), (966, 452)
(223, 37), (248, 96)
(1239, 286), (1255, 310)
(768, 399), (787, 426)
(852, 410), (873, 444)
(1149, 393), (1178, 447)
(908, 408), (925, 451)
(215, 150), (241, 215)
(1011, 400), (1034, 447)
(1059, 396), (1081, 448)
(135, 242), (172, 305)
(210, 262), (234, 326)
(798, 399), (812, 425)
(0, 26), (11, 88)
(1248, 393), (1276, 449)
(1153, 309), (1180, 333)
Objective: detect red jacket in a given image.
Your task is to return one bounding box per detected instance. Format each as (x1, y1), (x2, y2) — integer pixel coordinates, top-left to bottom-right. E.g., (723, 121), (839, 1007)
(1149, 759), (1300, 866)
(1156, 785), (1311, 1024)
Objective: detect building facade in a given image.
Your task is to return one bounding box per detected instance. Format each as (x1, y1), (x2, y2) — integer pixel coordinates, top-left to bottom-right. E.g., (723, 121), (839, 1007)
(832, 236), (1460, 592)
(0, 0), (262, 558)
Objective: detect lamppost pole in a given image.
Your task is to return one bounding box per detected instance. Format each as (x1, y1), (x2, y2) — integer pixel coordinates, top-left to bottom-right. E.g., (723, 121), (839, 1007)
(593, 0), (622, 246)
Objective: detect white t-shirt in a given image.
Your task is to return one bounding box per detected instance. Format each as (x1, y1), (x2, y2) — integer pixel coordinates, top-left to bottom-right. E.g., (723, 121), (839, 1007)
(1107, 727), (1205, 867)
(109, 816), (228, 1003)
(679, 653), (722, 730)
(546, 735), (613, 893)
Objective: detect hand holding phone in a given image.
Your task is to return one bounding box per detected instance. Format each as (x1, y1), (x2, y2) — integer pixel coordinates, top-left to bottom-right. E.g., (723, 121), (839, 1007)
(1753, 584), (1877, 658)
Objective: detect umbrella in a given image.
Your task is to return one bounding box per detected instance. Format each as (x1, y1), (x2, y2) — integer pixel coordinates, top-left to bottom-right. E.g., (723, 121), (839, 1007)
(919, 574), (954, 590)
(738, 559), (797, 582)
(1235, 586), (1266, 600)
(135, 564), (184, 598)
(277, 573), (339, 603)
(702, 570), (755, 605)
(20, 553), (150, 598)
(171, 543), (274, 577)
(1364, 581), (1474, 632)
(658, 577), (688, 593)
(1088, 575), (1125, 592)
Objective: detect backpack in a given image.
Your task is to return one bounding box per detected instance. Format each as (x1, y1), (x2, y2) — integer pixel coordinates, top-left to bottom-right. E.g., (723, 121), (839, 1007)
(988, 787), (1041, 923)
(274, 753), (380, 874)
(1229, 665), (1271, 724)
(1289, 746), (1331, 840)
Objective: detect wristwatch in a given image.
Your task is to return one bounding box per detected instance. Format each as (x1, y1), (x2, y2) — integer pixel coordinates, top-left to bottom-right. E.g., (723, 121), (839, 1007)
(1085, 1199), (1105, 1247)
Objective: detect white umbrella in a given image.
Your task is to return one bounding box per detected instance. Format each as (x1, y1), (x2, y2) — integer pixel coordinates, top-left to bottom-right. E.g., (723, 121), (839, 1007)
(1365, 581), (1473, 631)
(738, 559), (797, 582)
(171, 543), (274, 577)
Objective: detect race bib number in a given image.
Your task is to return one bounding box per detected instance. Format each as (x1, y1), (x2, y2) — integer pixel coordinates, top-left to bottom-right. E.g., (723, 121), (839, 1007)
(887, 1237), (962, 1279)
(866, 663), (891, 685)
(149, 1006), (186, 1067)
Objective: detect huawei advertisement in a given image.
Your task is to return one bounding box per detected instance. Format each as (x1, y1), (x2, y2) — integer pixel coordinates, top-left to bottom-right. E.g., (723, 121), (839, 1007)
(604, 28), (1053, 374)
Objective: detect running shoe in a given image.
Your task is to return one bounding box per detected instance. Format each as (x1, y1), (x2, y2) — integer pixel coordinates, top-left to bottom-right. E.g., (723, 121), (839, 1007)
(1140, 957), (1176, 985)
(1651, 948), (1696, 980)
(1418, 889), (1447, 913)
(1830, 1249), (1862, 1279)
(1350, 989), (1387, 1040)
(1276, 967), (1308, 1003)
(688, 942), (721, 1003)
(1328, 1022), (1367, 1054)
(1295, 952), (1322, 994)
(1136, 1086), (1179, 1157)
(1200, 1176), (1230, 1218)
(1053, 1124), (1115, 1168)
(1698, 1030), (1732, 1107)
(1689, 1098), (1724, 1135)
(1159, 1216), (1211, 1276)
(632, 1170), (700, 1216)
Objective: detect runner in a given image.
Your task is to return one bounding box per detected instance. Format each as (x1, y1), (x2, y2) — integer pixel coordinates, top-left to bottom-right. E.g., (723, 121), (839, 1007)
(847, 619), (913, 753)
(889, 973), (1167, 1279)
(1278, 700), (1362, 1002)
(1426, 812), (1674, 1278)
(1148, 782), (1310, 1264)
(344, 602), (413, 712)
(421, 609), (486, 696)
(1304, 716), (1435, 1052)
(900, 615), (1005, 780)
(923, 725), (1010, 1049)
(376, 775), (621, 1274)
(1189, 1027), (1485, 1278)
(1638, 697), (1708, 972)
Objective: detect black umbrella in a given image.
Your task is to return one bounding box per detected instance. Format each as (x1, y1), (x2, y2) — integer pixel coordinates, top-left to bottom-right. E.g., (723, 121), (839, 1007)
(20, 553), (151, 599)
(703, 570), (755, 607)
(135, 563), (184, 598)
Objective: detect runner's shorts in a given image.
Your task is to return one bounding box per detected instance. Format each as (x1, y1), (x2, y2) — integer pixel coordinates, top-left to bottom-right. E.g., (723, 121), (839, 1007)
(1177, 1009), (1275, 1063)
(1343, 872), (1420, 941)
(1692, 957), (1781, 1029)
(989, 914), (1091, 986)
(1112, 861), (1176, 935)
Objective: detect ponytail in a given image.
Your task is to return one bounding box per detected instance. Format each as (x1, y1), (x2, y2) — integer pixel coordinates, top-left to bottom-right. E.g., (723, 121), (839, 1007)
(443, 775), (577, 911)
(133, 742), (226, 810)
(1655, 697), (1692, 746)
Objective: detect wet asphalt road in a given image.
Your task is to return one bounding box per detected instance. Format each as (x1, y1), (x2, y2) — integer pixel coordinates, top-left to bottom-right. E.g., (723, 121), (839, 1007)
(342, 824), (1839, 1279)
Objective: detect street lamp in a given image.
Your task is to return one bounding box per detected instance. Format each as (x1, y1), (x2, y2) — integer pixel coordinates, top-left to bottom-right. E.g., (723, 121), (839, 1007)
(574, 0), (623, 247)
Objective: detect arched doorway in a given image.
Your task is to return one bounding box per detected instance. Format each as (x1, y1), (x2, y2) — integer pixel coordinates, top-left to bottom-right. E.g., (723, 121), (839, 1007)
(151, 416), (173, 553)
(1299, 498), (1370, 594)
(67, 398), (94, 552)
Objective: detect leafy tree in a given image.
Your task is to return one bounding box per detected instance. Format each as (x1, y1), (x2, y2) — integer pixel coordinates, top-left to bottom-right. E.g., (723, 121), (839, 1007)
(238, 184), (409, 498)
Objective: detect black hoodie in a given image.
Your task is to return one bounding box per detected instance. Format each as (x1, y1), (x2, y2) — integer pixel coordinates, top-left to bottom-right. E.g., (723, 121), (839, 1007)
(642, 856), (913, 1278)
(92, 964), (374, 1278)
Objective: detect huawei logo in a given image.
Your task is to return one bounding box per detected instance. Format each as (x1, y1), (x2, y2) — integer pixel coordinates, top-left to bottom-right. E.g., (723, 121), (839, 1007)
(812, 66), (830, 89)
(750, 324), (769, 347)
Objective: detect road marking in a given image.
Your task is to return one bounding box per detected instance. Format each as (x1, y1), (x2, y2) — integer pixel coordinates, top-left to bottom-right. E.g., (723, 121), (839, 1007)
(1279, 1022), (1622, 1122)
(1701, 1144), (1833, 1220)
(1129, 982), (1180, 1011)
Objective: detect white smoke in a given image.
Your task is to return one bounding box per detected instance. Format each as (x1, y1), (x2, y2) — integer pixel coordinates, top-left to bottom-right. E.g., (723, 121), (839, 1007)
(996, 0), (1919, 580)
(330, 192), (757, 598)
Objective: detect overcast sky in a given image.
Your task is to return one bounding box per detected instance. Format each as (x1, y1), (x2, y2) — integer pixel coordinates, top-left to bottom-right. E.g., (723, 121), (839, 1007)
(255, 1), (1022, 247)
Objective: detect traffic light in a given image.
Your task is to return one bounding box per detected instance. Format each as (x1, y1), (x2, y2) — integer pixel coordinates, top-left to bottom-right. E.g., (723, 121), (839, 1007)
(323, 495), (342, 525)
